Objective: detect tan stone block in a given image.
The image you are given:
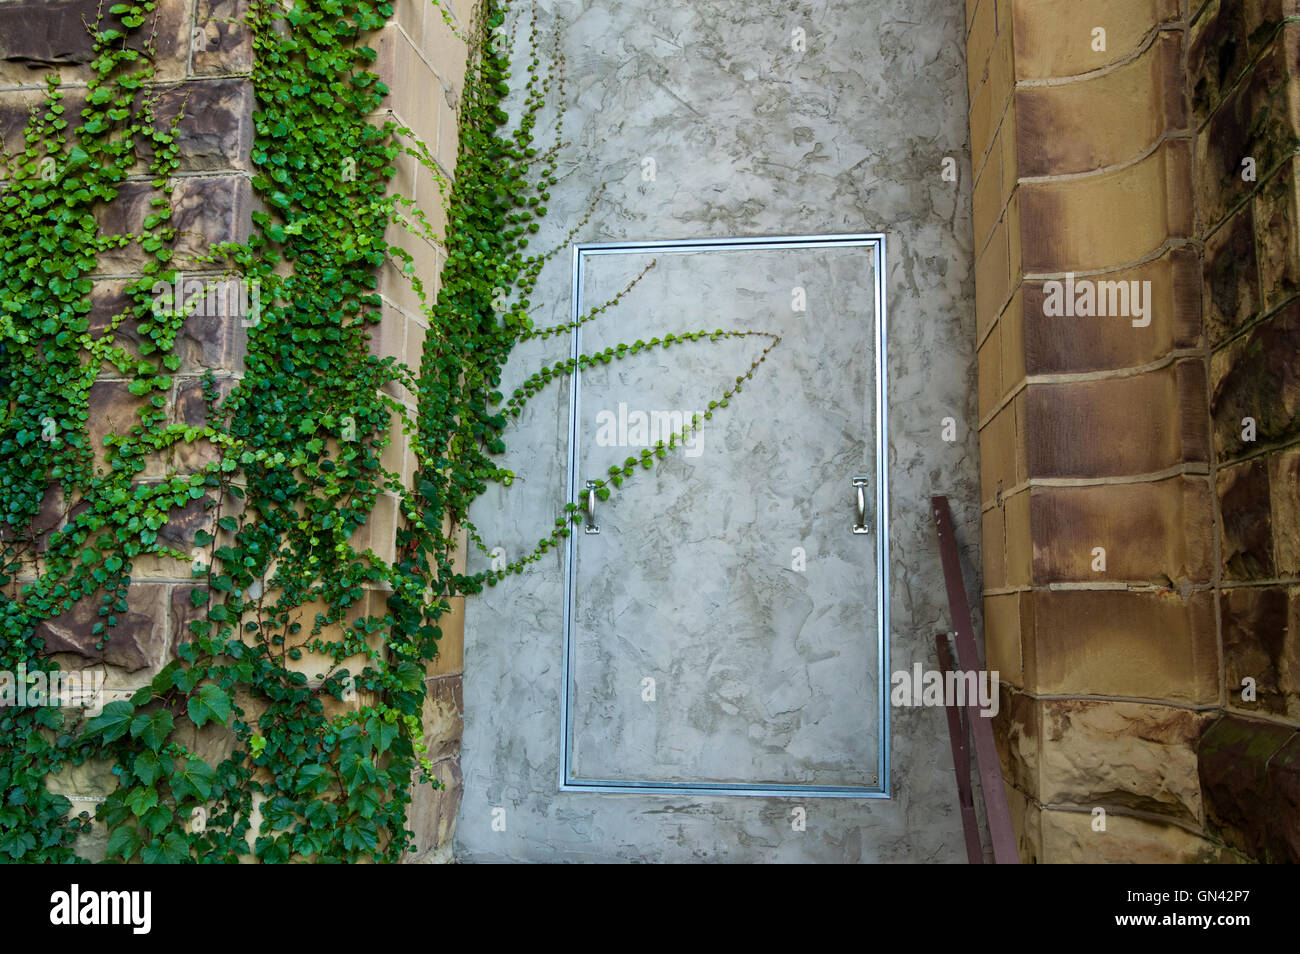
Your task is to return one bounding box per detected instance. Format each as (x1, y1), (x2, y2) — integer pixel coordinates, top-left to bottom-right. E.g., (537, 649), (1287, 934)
(978, 322), (1002, 421)
(1020, 140), (1193, 273)
(351, 492), (400, 566)
(982, 504), (1007, 590)
(413, 159), (451, 240)
(1021, 361), (1208, 479)
(993, 684), (1039, 797)
(984, 591), (1023, 685)
(1012, 387), (1028, 486)
(1004, 782), (1042, 863)
(979, 403), (1016, 506)
(437, 93), (460, 175)
(424, 8), (470, 89)
(404, 755), (462, 862)
(973, 144), (1003, 251)
(1026, 589), (1219, 702)
(393, 0), (425, 34)
(1006, 188), (1023, 285)
(380, 227), (441, 320)
(999, 289), (1026, 393)
(1027, 477), (1214, 584)
(405, 314), (427, 379)
(988, 24), (1016, 118)
(86, 380), (164, 478)
(976, 217), (1011, 337)
(37, 582), (170, 675)
(1038, 699), (1208, 822)
(1014, 33), (1186, 177)
(1000, 109), (1019, 211)
(967, 0), (998, 100)
(193, 0), (253, 76)
(1039, 807), (1237, 863)
(430, 596), (464, 677)
(1011, 0), (1181, 80)
(374, 24), (440, 148)
(1004, 489), (1032, 586)
(970, 66), (995, 170)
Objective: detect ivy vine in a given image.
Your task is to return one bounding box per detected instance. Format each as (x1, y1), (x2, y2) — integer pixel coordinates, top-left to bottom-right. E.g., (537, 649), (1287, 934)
(0, 0), (778, 863)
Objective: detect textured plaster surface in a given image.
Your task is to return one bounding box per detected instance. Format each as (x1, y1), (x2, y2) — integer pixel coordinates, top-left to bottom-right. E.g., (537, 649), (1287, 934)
(456, 0), (984, 862)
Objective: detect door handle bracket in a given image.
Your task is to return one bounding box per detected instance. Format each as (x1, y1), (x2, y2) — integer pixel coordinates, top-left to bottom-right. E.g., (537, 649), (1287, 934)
(853, 476), (871, 535)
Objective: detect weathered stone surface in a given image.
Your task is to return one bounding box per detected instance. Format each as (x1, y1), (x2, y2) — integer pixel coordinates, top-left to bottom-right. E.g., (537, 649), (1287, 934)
(1028, 478), (1214, 584)
(86, 379), (163, 478)
(1195, 24), (1300, 233)
(1022, 361), (1208, 479)
(983, 591), (1023, 686)
(1266, 732), (1300, 861)
(1257, 157), (1300, 312)
(1271, 448), (1300, 574)
(1038, 699), (1208, 823)
(422, 675), (463, 762)
(1198, 714), (1297, 860)
(88, 280), (246, 377)
(35, 582), (169, 673)
(1015, 33), (1186, 177)
(1020, 140), (1194, 273)
(1040, 807), (1240, 863)
(1217, 458), (1275, 580)
(404, 755), (462, 863)
(993, 683), (1039, 798)
(1210, 301), (1300, 459)
(96, 175), (253, 273)
(192, 0), (253, 76)
(1222, 586), (1299, 719)
(429, 596), (464, 677)
(1022, 248), (1202, 373)
(1189, 0), (1300, 127)
(145, 79), (256, 173)
(1024, 589), (1218, 703)
(1204, 203), (1262, 344)
(1004, 782), (1041, 863)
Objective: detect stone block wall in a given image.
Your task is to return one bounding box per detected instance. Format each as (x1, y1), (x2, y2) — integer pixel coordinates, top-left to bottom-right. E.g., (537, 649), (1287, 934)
(968, 0), (1300, 862)
(0, 0), (470, 862)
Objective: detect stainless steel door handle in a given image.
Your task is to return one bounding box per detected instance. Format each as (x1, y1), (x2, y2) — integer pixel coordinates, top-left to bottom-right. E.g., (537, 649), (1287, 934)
(853, 476), (871, 534)
(584, 479), (600, 534)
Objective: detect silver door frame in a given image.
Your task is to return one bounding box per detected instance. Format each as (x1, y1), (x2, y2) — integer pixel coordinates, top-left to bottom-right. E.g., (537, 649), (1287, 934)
(559, 233), (890, 798)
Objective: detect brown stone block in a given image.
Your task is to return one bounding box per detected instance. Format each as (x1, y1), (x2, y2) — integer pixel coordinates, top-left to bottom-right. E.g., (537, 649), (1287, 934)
(351, 491), (400, 565)
(984, 591), (1024, 685)
(192, 0), (253, 76)
(1038, 699), (1208, 822)
(993, 684), (1039, 798)
(1195, 24), (1300, 233)
(1021, 140), (1193, 274)
(1256, 157), (1300, 312)
(1022, 361), (1208, 479)
(982, 504), (1008, 590)
(1028, 477), (1213, 584)
(1189, 0), (1300, 128)
(1011, 0), (1181, 81)
(373, 23), (439, 149)
(86, 379), (165, 478)
(1222, 585), (1299, 719)
(1023, 249), (1202, 373)
(1210, 301), (1300, 459)
(429, 596), (464, 677)
(1204, 203), (1263, 344)
(1198, 714), (1297, 860)
(0, 0), (190, 86)
(142, 79), (256, 174)
(1218, 458), (1275, 579)
(168, 376), (237, 474)
(96, 175), (253, 274)
(1266, 733), (1300, 862)
(88, 279), (246, 377)
(404, 755), (462, 862)
(972, 149), (1003, 253)
(1272, 448), (1300, 574)
(1039, 808), (1239, 863)
(422, 674), (463, 762)
(36, 581), (170, 674)
(1015, 33), (1187, 178)
(1026, 589), (1218, 702)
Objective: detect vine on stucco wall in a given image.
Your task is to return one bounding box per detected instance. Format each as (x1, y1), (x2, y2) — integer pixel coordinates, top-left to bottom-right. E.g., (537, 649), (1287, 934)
(0, 0), (777, 863)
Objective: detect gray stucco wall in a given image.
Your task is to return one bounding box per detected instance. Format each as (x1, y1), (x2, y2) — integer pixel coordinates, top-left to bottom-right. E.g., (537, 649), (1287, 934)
(456, 0), (984, 862)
